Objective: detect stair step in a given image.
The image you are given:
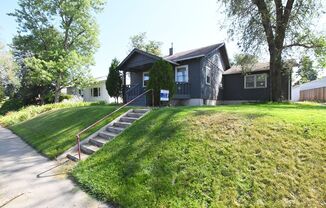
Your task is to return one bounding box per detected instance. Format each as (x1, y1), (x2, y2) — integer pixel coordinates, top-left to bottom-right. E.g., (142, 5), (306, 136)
(114, 121), (131, 128)
(89, 136), (109, 147)
(81, 143), (100, 155)
(127, 112), (143, 118)
(133, 109), (149, 113)
(67, 152), (89, 162)
(98, 131), (117, 139)
(106, 126), (124, 134)
(120, 117), (138, 123)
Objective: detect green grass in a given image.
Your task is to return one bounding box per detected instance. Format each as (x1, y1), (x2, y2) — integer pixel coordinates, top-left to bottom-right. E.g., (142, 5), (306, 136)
(8, 104), (126, 158)
(72, 103), (326, 207)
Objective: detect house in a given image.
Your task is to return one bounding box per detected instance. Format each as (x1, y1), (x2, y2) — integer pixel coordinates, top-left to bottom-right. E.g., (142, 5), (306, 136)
(222, 62), (291, 103)
(292, 77), (326, 102)
(117, 43), (230, 106)
(117, 43), (291, 106)
(63, 76), (118, 103)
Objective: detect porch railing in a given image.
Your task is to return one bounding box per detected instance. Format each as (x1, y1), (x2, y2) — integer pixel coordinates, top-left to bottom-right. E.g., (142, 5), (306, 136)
(175, 82), (190, 98)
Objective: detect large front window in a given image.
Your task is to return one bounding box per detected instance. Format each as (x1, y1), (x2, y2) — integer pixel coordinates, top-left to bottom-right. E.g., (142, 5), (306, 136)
(244, 74), (267, 89)
(175, 65), (188, 83)
(91, 87), (101, 97)
(143, 72), (149, 87)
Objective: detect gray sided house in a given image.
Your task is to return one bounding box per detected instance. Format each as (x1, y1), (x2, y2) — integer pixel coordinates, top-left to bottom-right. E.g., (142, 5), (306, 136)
(222, 62), (291, 102)
(118, 43), (230, 106)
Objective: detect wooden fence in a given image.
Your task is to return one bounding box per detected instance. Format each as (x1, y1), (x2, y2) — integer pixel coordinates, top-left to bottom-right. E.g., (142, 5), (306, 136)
(300, 87), (326, 102)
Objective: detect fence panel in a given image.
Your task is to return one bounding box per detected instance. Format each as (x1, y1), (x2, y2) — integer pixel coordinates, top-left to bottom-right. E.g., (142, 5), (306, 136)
(300, 87), (326, 102)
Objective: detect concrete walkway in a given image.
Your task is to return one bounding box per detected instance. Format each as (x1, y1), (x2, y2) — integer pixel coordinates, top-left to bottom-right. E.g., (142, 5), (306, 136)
(0, 127), (108, 208)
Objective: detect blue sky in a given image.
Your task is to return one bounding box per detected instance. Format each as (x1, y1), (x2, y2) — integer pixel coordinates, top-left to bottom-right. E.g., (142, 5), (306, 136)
(0, 0), (239, 77)
(0, 1), (325, 77)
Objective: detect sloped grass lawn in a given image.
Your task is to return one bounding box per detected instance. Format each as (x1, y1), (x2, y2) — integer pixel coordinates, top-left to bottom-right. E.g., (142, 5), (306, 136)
(72, 103), (326, 207)
(9, 105), (125, 158)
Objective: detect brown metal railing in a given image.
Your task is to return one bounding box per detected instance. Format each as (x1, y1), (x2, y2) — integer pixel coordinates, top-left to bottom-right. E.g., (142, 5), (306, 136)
(75, 89), (154, 160)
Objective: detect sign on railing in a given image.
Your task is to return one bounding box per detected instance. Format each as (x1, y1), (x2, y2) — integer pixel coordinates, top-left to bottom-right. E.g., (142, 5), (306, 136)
(160, 89), (169, 101)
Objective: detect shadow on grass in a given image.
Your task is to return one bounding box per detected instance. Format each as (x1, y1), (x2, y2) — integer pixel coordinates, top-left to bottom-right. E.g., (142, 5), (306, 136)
(71, 107), (186, 206)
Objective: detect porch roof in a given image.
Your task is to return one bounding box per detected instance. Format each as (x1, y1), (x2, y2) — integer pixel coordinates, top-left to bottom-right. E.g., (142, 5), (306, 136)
(117, 49), (178, 72)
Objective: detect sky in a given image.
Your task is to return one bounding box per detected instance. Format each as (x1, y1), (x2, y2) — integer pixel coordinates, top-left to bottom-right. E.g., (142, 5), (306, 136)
(0, 0), (325, 78)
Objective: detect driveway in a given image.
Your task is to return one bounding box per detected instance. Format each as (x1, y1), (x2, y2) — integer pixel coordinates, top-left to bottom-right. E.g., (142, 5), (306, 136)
(0, 127), (108, 208)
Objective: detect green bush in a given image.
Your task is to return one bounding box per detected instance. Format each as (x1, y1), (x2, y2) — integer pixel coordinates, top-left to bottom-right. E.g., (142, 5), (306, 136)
(44, 92), (74, 103)
(0, 98), (24, 115)
(147, 59), (175, 106)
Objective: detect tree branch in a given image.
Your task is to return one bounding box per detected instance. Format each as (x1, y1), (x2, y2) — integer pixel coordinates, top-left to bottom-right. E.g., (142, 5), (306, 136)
(283, 43), (322, 49)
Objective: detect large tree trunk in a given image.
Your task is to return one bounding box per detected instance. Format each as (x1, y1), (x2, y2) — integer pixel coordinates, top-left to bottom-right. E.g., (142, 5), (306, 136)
(54, 80), (61, 103)
(269, 50), (283, 102)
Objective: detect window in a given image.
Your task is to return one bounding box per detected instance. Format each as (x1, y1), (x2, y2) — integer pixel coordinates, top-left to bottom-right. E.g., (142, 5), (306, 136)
(91, 87), (101, 97)
(143, 72), (149, 87)
(175, 65), (188, 83)
(206, 66), (211, 85)
(244, 74), (267, 89)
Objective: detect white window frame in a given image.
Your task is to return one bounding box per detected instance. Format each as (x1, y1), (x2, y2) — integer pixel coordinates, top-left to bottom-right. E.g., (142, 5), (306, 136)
(206, 66), (211, 85)
(175, 65), (189, 83)
(91, 87), (101, 97)
(244, 74), (267, 89)
(143, 71), (149, 87)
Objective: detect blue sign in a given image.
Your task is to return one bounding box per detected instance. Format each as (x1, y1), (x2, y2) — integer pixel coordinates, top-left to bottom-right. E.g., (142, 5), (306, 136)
(160, 90), (169, 101)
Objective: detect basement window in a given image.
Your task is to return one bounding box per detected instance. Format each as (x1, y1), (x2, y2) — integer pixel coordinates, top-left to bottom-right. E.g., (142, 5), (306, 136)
(244, 74), (267, 89)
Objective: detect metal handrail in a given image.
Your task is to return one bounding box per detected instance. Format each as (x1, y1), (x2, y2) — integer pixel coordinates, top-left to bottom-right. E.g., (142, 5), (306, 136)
(75, 89), (154, 160)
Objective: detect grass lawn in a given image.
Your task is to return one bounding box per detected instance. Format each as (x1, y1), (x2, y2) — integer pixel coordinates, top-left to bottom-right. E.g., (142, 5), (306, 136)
(72, 103), (326, 207)
(9, 104), (126, 158)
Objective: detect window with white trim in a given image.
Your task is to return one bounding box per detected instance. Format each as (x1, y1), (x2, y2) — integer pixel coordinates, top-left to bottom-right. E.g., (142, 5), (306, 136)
(244, 74), (267, 89)
(175, 65), (188, 82)
(206, 66), (211, 85)
(91, 87), (101, 97)
(143, 72), (149, 87)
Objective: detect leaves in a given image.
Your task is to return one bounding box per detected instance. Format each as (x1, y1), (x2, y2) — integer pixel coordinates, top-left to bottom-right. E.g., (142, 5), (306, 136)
(10, 0), (106, 102)
(106, 58), (122, 102)
(129, 32), (162, 56)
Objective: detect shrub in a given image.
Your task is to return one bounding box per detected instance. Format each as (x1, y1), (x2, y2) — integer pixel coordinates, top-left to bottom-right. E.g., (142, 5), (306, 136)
(147, 59), (175, 106)
(0, 98), (24, 115)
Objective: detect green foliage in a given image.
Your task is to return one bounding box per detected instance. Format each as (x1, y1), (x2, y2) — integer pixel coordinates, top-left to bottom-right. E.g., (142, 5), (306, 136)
(233, 53), (258, 74)
(0, 42), (19, 97)
(0, 98), (24, 116)
(147, 59), (175, 106)
(72, 103), (326, 207)
(10, 0), (106, 103)
(296, 56), (318, 85)
(106, 58), (122, 102)
(129, 32), (162, 55)
(218, 0), (325, 101)
(6, 104), (125, 158)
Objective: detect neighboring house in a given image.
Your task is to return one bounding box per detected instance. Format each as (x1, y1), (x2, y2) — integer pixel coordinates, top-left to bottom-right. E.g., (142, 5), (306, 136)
(117, 43), (230, 106)
(291, 77), (326, 101)
(63, 76), (118, 103)
(222, 62), (291, 102)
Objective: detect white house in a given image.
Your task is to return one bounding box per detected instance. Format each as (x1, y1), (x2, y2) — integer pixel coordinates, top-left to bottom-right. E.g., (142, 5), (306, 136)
(63, 76), (119, 103)
(291, 76), (326, 101)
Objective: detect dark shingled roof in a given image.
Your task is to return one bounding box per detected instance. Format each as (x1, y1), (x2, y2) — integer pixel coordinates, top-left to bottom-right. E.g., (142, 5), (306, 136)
(164, 43), (224, 62)
(223, 62), (270, 75)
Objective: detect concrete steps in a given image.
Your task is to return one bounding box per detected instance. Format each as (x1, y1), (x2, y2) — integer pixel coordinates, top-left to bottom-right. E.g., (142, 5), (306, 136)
(66, 108), (150, 161)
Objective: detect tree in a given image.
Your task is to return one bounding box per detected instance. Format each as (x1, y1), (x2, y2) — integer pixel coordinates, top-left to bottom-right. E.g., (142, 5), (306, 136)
(147, 59), (175, 106)
(10, 0), (105, 103)
(296, 56), (318, 84)
(218, 0), (325, 101)
(129, 32), (162, 56)
(234, 53), (258, 74)
(0, 42), (19, 99)
(106, 58), (122, 103)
